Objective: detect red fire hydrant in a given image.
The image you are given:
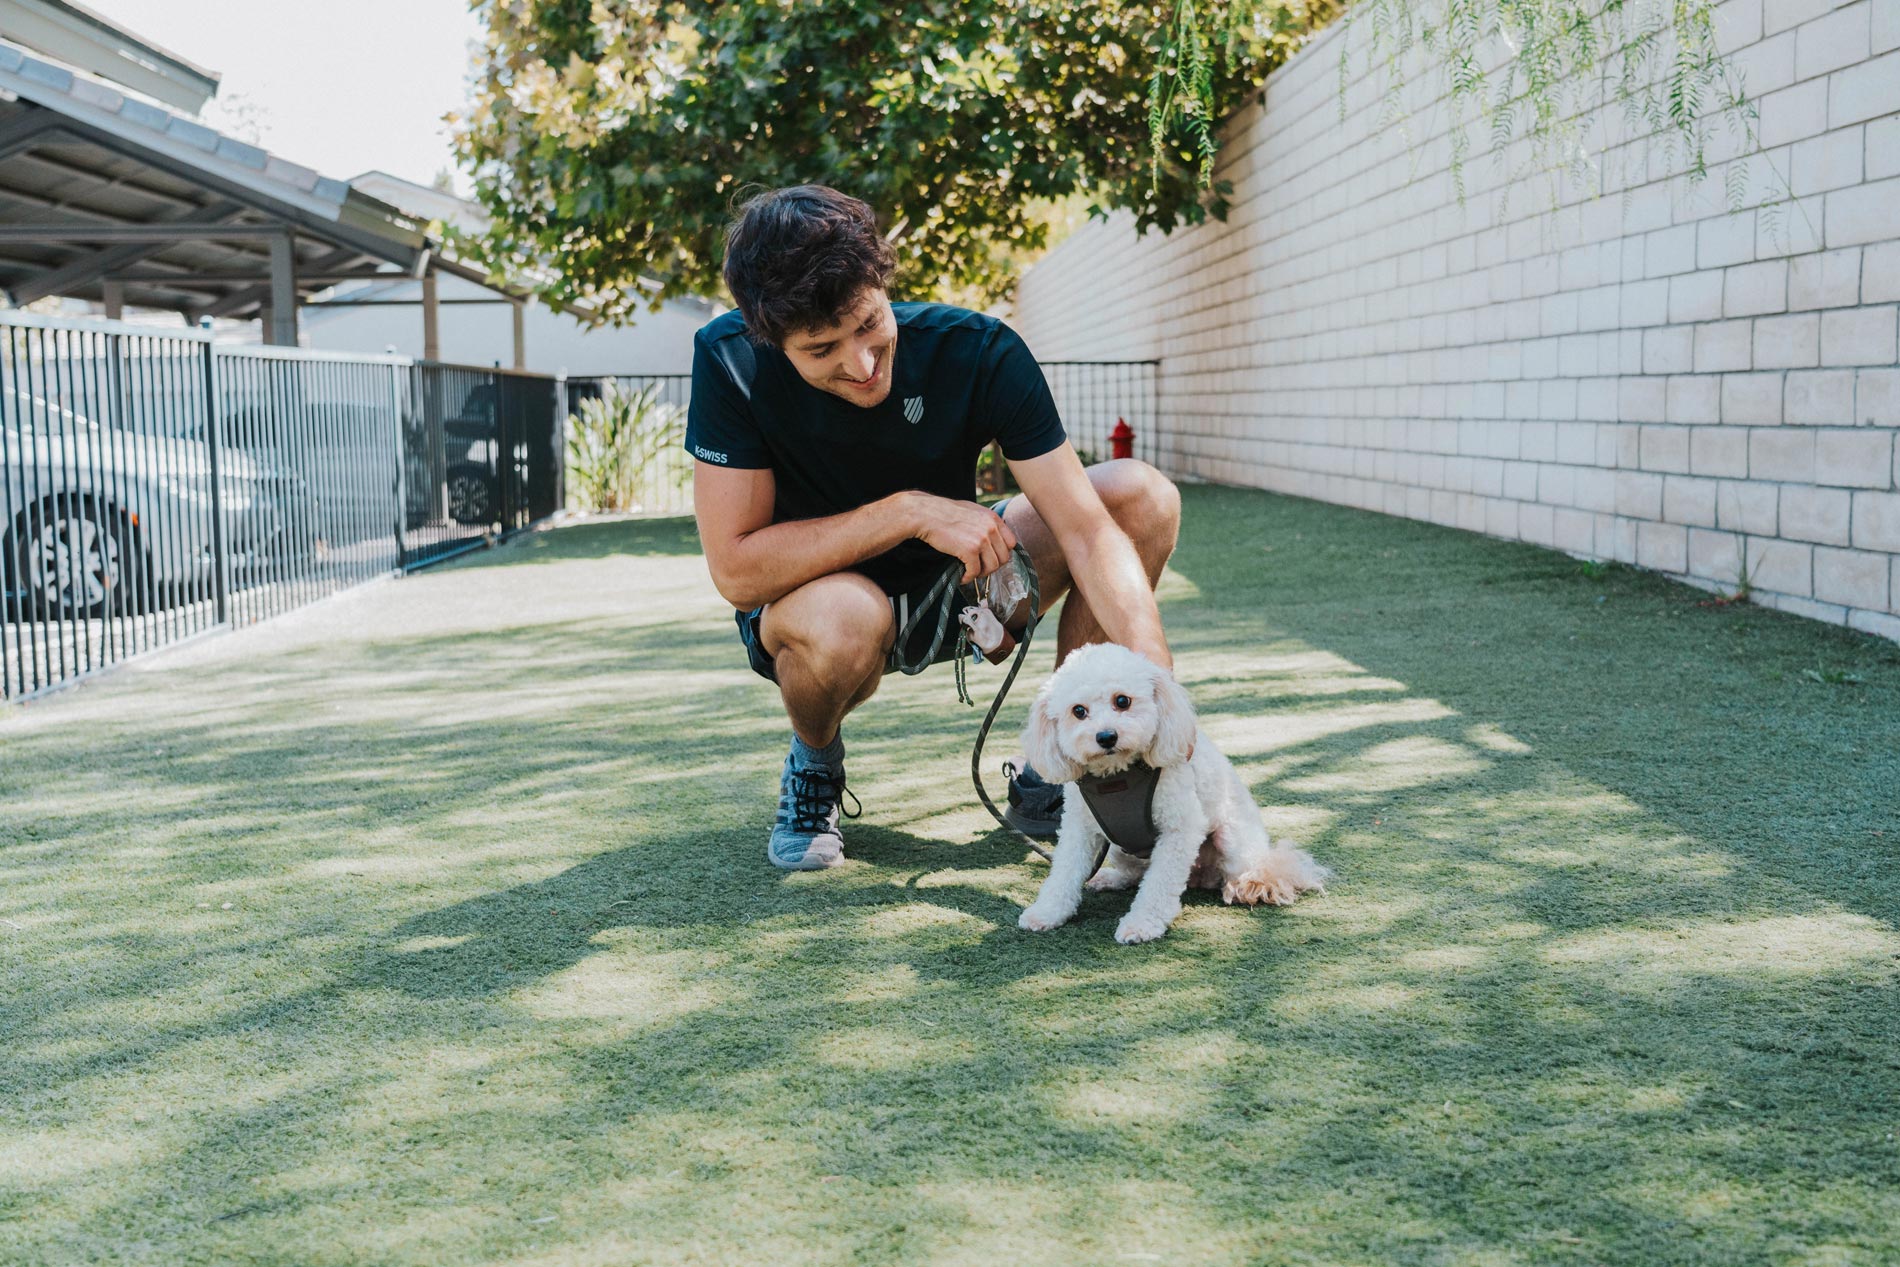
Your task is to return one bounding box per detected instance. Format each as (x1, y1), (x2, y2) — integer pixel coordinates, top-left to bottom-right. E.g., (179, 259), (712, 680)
(1109, 417), (1135, 460)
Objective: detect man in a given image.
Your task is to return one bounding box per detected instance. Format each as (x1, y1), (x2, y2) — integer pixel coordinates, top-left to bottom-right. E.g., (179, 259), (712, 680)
(687, 185), (1179, 869)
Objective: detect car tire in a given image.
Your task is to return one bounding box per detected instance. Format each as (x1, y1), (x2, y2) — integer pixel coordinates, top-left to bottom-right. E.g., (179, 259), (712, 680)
(446, 464), (497, 525)
(11, 495), (149, 619)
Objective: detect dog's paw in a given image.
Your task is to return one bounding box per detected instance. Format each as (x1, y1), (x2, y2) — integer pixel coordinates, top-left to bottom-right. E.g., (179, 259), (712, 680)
(1222, 872), (1302, 906)
(1085, 867), (1137, 891)
(1114, 911), (1171, 944)
(1019, 904), (1069, 932)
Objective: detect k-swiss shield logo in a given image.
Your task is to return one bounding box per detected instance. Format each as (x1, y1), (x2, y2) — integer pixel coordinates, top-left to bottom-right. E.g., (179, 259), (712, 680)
(902, 395), (924, 424)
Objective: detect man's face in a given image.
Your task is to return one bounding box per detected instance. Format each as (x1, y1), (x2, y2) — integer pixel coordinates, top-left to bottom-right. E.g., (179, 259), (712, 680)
(781, 289), (897, 408)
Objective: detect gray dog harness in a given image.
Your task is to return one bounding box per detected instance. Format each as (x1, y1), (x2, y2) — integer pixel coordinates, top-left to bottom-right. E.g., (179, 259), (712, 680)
(1076, 760), (1163, 858)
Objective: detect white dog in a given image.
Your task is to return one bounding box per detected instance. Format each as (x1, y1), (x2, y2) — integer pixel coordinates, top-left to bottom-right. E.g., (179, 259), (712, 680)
(1017, 643), (1329, 944)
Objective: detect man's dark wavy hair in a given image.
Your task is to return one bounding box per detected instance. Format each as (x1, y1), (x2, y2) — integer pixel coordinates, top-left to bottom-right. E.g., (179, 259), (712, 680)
(722, 185), (897, 347)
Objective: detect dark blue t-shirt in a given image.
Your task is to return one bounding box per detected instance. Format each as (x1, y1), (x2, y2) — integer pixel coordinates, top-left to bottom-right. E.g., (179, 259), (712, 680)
(685, 302), (1067, 594)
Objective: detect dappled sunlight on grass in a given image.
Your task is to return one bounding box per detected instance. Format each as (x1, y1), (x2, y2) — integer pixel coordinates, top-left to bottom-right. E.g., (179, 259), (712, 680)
(1542, 913), (1900, 982)
(3, 486), (1897, 1264)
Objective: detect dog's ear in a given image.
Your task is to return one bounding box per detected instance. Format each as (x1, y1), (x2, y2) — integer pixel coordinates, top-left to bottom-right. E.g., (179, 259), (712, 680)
(1148, 665), (1198, 768)
(1022, 687), (1084, 784)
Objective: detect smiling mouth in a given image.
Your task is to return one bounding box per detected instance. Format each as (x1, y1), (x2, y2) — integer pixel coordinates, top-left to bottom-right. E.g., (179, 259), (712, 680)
(838, 349), (886, 389)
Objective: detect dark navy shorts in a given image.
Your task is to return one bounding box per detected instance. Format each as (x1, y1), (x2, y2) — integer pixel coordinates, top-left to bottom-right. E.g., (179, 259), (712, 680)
(736, 498), (1019, 684)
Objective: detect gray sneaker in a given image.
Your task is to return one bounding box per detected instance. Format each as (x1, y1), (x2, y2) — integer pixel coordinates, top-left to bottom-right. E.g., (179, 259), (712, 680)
(1003, 760), (1063, 839)
(768, 752), (859, 869)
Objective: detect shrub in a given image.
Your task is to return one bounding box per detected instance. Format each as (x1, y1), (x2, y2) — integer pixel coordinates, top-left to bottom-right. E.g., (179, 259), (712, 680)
(564, 383), (687, 513)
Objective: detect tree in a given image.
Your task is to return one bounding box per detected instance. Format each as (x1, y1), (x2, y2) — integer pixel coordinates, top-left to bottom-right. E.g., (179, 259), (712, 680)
(454, 1), (1760, 319)
(451, 1), (1338, 321)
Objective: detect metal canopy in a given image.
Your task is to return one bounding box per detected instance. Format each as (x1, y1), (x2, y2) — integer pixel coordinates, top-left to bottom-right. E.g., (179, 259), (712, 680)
(0, 35), (561, 347)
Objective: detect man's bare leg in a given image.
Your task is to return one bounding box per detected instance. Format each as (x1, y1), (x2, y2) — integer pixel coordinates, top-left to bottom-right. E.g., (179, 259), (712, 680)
(753, 571), (895, 869)
(759, 571), (895, 746)
(999, 458), (1181, 661)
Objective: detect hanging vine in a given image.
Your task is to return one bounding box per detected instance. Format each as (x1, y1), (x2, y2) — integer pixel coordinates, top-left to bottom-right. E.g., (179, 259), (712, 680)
(1148, 0), (1795, 240)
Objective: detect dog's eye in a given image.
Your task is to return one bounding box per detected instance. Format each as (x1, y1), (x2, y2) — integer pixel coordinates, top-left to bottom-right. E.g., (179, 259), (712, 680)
(1070, 704), (1088, 720)
(1113, 694), (1131, 710)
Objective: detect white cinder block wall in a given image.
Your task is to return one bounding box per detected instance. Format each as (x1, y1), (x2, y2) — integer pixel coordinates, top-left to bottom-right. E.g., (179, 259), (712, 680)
(1011, 0), (1900, 641)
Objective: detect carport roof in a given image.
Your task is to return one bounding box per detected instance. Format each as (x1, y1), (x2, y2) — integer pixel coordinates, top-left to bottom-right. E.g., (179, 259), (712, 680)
(0, 35), (566, 322)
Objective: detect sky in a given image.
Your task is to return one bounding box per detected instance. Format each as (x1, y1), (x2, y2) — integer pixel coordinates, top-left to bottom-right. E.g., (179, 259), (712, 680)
(81, 0), (487, 194)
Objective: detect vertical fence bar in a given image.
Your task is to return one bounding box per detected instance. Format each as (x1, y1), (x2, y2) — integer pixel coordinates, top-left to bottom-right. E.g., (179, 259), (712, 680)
(200, 340), (230, 627)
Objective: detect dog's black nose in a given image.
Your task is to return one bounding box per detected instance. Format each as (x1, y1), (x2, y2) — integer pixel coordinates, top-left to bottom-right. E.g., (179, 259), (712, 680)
(1095, 729), (1119, 750)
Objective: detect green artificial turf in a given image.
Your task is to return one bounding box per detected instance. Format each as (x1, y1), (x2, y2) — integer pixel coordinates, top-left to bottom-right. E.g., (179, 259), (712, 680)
(3, 487), (1897, 1266)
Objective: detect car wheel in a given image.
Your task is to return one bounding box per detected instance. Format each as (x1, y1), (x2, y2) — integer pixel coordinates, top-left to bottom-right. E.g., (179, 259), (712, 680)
(14, 495), (147, 619)
(446, 464), (496, 525)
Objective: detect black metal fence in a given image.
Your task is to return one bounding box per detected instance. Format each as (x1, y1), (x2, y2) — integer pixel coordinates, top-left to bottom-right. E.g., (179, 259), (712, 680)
(1, 312), (565, 701)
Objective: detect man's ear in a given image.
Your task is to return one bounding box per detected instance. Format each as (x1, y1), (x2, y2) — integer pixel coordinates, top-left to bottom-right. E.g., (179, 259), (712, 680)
(1022, 687), (1084, 784)
(1148, 666), (1197, 768)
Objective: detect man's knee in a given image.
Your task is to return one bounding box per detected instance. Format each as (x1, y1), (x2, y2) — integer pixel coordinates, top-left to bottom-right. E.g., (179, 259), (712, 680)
(761, 574), (892, 686)
(1096, 459), (1180, 544)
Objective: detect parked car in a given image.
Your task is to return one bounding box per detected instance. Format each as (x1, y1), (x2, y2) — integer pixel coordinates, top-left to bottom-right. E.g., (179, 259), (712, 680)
(1, 385), (285, 618)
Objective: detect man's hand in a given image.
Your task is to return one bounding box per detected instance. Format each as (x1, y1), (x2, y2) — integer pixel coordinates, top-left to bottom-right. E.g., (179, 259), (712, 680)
(905, 491), (1018, 584)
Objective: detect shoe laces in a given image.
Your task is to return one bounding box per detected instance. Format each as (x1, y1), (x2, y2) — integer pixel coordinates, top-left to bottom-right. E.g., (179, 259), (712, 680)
(785, 765), (861, 833)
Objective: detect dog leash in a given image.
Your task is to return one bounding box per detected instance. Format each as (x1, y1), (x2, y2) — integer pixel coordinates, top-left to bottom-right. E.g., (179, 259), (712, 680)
(883, 544), (1057, 863)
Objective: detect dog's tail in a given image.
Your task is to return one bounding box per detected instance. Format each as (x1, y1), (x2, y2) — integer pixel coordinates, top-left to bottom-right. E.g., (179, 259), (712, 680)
(1223, 840), (1331, 907)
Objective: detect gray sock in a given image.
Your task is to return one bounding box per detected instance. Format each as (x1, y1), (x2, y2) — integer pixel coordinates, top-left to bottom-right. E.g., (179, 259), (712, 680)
(791, 733), (844, 771)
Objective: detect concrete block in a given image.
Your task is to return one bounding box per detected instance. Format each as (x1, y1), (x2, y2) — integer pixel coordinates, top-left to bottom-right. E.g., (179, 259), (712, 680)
(1792, 125), (1866, 197)
(1816, 427), (1896, 487)
(1858, 368), (1900, 424)
(1719, 478), (1782, 534)
(1852, 490), (1900, 550)
(1696, 318), (1757, 370)
(1579, 377), (1620, 419)
(1722, 372), (1787, 424)
(1667, 375), (1723, 424)
(1795, 5), (1873, 81)
(1828, 48), (1900, 127)
(1814, 546), (1893, 608)
(1670, 270), (1727, 323)
(1575, 466), (1617, 512)
(1848, 607), (1900, 642)
(1758, 77), (1830, 147)
(1623, 376), (1669, 423)
(1825, 176), (1900, 247)
(1617, 470), (1666, 519)
(1724, 259), (1789, 315)
(1747, 536), (1815, 596)
(1665, 474), (1720, 527)
(1821, 305), (1898, 365)
(1692, 426), (1752, 477)
(1554, 507), (1595, 552)
(1779, 485), (1854, 544)
(1877, 0), (1900, 52)
(1698, 212), (1758, 269)
(1643, 425), (1694, 473)
(1622, 278), (1670, 327)
(1765, 0), (1837, 38)
(1639, 521), (1690, 572)
(1869, 116), (1900, 179)
(1538, 461), (1577, 504)
(1557, 422), (1598, 464)
(1539, 379), (1580, 422)
(1645, 326), (1696, 374)
(1785, 369), (1858, 423)
(1646, 225), (1699, 277)
(1866, 243), (1900, 302)
(1789, 247), (1863, 308)
(1754, 312), (1822, 366)
(1752, 427), (1818, 480)
(1689, 527), (1746, 584)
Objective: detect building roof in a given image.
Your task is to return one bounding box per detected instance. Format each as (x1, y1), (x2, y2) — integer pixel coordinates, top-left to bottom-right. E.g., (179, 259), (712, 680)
(0, 35), (582, 324)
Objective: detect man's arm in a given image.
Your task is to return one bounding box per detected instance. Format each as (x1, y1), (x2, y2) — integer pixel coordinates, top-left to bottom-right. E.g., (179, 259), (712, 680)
(1005, 445), (1171, 669)
(693, 461), (1019, 610)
